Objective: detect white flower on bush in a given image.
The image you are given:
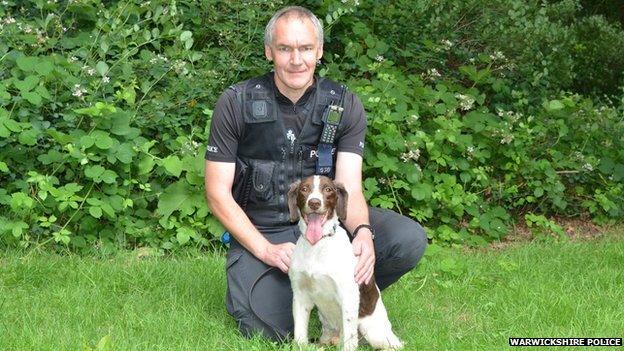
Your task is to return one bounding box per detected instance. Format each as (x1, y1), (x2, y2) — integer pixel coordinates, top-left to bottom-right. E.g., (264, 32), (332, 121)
(102, 76), (110, 84)
(150, 54), (168, 64)
(173, 60), (189, 76)
(441, 39), (454, 50)
(496, 108), (522, 122)
(3, 17), (16, 24)
(183, 140), (201, 154)
(455, 93), (475, 111)
(429, 68), (441, 78)
(582, 163), (594, 172)
(422, 68), (442, 81)
(500, 135), (514, 144)
(467, 146), (475, 154)
(173, 60), (186, 69)
(490, 51), (505, 61)
(375, 55), (385, 62)
(72, 84), (87, 97)
(37, 32), (47, 44)
(401, 149), (421, 163)
(68, 56), (78, 63)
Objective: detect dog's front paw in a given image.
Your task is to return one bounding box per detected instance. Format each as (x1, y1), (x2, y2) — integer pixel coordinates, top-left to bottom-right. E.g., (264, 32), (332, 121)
(294, 337), (308, 347)
(319, 334), (340, 346)
(384, 336), (404, 350)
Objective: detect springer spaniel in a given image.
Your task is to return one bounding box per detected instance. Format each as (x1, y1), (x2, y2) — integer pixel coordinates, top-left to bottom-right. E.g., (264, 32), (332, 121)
(287, 175), (403, 351)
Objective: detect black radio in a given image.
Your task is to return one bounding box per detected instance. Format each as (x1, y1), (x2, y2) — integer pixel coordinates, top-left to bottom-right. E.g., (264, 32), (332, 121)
(320, 104), (343, 144)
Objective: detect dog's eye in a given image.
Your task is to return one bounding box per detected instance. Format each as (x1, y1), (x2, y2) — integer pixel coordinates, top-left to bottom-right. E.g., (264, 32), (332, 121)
(323, 187), (333, 193)
(301, 186), (310, 193)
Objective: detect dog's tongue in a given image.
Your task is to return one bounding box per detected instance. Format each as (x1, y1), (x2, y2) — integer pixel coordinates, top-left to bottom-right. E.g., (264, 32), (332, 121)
(305, 213), (323, 245)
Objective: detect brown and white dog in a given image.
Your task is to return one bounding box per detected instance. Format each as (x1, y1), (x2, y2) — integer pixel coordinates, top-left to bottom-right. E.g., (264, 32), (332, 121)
(287, 175), (403, 351)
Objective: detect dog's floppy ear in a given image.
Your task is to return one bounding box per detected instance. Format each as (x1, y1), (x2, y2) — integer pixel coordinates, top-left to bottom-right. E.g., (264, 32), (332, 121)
(287, 180), (301, 222)
(335, 182), (349, 221)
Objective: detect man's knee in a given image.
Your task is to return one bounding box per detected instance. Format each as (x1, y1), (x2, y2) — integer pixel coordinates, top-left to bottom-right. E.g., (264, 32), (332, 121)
(237, 313), (292, 341)
(388, 220), (428, 270)
(400, 222), (428, 269)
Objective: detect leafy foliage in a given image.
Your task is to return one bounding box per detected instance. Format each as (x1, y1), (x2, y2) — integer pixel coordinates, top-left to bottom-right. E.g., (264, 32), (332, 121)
(0, 0), (283, 251)
(320, 0), (624, 244)
(0, 0), (622, 251)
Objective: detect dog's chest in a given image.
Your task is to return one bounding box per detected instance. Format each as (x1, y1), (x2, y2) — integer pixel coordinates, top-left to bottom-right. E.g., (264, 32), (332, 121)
(290, 233), (357, 301)
(291, 232), (355, 274)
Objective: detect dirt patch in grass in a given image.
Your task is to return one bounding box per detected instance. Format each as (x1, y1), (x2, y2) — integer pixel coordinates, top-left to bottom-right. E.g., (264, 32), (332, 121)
(486, 216), (615, 251)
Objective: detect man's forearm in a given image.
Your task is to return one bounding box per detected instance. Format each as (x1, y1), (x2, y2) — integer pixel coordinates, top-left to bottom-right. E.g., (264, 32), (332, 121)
(342, 189), (373, 238)
(206, 191), (270, 259)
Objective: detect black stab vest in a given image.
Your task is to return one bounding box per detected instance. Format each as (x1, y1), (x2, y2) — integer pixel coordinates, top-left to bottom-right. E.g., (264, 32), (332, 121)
(230, 73), (346, 227)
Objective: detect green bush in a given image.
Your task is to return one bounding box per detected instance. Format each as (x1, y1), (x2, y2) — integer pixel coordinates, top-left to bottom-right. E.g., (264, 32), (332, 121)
(0, 0), (622, 251)
(0, 0), (282, 251)
(572, 15), (624, 95)
(320, 0), (624, 243)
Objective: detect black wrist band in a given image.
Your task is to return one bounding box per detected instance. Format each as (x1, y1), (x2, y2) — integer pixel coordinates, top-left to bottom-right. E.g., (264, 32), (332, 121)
(352, 224), (375, 240)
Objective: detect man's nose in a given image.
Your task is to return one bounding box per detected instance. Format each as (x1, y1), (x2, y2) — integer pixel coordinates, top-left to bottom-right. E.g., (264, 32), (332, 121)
(290, 49), (303, 65)
(308, 198), (321, 210)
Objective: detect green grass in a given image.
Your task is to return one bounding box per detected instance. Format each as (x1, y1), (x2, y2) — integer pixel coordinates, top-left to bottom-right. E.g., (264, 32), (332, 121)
(1, 229), (623, 351)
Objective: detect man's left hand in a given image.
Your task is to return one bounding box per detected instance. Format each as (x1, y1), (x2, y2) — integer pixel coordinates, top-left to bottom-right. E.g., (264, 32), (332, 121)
(352, 230), (375, 285)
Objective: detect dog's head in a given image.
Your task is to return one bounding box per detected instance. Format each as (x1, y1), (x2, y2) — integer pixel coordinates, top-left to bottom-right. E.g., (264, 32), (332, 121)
(287, 175), (348, 245)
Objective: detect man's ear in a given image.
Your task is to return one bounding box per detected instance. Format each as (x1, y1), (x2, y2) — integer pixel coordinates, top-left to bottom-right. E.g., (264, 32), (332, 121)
(316, 44), (323, 62)
(265, 45), (273, 62)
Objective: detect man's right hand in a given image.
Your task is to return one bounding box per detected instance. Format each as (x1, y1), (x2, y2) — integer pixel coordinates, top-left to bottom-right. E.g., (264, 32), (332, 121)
(205, 160), (297, 274)
(260, 242), (296, 273)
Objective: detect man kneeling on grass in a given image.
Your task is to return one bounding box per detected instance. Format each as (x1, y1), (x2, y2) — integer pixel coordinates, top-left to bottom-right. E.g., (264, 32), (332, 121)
(203, 5), (427, 340)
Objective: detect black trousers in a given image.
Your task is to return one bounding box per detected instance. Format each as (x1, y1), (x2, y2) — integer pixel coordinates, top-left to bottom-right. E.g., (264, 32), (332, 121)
(223, 207), (428, 340)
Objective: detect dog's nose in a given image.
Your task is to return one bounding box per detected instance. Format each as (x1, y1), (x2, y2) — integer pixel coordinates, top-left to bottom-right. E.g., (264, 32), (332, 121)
(308, 198), (321, 210)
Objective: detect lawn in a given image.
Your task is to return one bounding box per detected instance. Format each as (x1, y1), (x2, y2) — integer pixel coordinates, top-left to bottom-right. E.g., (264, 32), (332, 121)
(1, 228), (622, 350)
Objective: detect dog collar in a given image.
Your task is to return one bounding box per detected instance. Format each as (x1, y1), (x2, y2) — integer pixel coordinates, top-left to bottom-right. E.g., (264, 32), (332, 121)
(320, 222), (338, 240)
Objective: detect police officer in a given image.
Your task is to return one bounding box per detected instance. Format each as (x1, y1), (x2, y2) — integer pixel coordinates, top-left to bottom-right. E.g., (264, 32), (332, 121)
(204, 6), (427, 341)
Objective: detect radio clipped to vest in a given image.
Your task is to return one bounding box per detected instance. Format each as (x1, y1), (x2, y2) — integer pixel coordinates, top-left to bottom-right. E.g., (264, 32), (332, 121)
(320, 105), (343, 144)
(316, 89), (345, 175)
(316, 104), (343, 175)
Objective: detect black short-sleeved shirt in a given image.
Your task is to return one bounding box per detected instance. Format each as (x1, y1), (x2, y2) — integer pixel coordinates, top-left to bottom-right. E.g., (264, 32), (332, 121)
(205, 75), (366, 162)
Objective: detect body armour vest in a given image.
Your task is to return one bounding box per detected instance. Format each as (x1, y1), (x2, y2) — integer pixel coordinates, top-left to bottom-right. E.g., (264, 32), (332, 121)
(230, 73), (346, 227)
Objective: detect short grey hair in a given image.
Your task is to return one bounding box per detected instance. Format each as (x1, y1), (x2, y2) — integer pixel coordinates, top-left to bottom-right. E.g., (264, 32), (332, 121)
(264, 6), (324, 47)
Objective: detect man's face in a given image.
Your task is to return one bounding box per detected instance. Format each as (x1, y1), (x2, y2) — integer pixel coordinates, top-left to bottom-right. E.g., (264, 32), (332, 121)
(265, 16), (323, 100)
